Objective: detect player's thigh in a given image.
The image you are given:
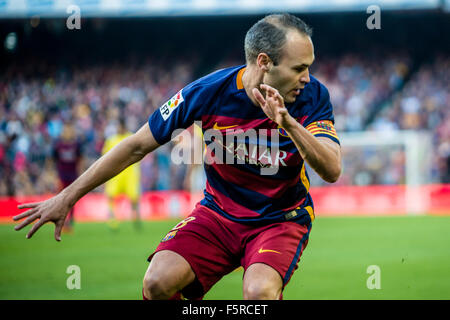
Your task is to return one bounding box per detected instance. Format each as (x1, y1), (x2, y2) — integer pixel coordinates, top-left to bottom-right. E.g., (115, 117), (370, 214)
(242, 263), (283, 300)
(147, 205), (239, 298)
(144, 250), (195, 291)
(242, 222), (312, 289)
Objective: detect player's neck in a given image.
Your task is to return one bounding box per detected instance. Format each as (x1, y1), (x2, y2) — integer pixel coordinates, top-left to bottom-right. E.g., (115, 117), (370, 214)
(242, 65), (263, 107)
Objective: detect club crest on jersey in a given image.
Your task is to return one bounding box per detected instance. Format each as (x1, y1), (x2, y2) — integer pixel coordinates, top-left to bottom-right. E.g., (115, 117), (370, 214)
(317, 121), (332, 131)
(161, 230), (178, 242)
(160, 90), (184, 121)
(278, 126), (289, 138)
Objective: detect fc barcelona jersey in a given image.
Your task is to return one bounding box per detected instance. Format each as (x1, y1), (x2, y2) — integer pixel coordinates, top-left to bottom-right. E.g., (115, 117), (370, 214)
(148, 65), (339, 225)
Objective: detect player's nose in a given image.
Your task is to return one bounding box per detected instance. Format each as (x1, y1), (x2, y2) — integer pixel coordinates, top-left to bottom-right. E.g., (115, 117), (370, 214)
(300, 69), (310, 84)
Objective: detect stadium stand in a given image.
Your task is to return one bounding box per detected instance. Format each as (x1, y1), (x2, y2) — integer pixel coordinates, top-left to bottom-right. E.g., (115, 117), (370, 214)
(0, 13), (449, 196)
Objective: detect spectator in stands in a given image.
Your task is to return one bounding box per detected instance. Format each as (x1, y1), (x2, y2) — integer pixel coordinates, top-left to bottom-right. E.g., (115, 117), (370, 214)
(0, 52), (448, 194)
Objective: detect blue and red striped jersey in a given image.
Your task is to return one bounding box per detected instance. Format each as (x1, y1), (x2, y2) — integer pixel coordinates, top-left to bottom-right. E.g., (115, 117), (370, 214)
(148, 65), (339, 225)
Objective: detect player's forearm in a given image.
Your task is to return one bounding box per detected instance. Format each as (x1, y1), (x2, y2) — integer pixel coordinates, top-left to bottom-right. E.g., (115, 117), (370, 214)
(283, 117), (341, 183)
(61, 136), (147, 207)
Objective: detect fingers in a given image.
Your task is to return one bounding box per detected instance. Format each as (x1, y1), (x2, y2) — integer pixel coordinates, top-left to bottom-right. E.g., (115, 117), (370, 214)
(252, 88), (266, 107)
(13, 197), (66, 241)
(17, 202), (40, 210)
(13, 207), (38, 221)
(14, 212), (40, 231)
(260, 84), (284, 103)
(259, 84), (277, 96)
(26, 219), (46, 239)
(54, 221), (64, 242)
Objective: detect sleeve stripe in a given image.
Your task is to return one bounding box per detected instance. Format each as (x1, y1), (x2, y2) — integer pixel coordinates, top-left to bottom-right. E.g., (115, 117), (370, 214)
(305, 120), (334, 130)
(311, 131), (339, 139)
(306, 124), (336, 130)
(308, 127), (338, 134)
(305, 120), (340, 142)
(309, 128), (338, 137)
(314, 134), (340, 145)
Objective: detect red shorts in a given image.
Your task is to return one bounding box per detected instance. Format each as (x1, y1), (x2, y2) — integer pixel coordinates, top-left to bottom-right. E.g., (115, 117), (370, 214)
(148, 204), (312, 299)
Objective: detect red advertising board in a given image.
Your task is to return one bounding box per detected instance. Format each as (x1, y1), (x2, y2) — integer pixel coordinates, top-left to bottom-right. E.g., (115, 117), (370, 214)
(1, 185), (449, 223)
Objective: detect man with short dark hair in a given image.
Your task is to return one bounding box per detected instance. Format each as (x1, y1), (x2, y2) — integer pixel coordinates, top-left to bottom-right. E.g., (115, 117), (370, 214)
(13, 13), (341, 300)
(52, 122), (82, 233)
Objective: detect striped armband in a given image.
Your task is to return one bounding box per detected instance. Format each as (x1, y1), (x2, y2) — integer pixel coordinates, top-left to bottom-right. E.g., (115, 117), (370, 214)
(305, 120), (340, 145)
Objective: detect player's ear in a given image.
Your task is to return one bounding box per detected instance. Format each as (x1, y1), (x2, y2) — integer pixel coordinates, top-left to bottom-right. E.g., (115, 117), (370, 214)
(256, 53), (272, 72)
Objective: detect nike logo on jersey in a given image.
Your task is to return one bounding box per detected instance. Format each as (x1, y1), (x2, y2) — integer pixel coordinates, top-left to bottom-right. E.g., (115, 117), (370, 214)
(213, 123), (238, 130)
(258, 248), (281, 254)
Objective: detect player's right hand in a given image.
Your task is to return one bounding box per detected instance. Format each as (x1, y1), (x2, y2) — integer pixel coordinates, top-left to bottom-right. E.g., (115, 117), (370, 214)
(13, 194), (72, 241)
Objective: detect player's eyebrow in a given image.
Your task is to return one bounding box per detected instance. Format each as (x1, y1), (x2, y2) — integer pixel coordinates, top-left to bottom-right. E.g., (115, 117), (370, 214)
(293, 58), (315, 69)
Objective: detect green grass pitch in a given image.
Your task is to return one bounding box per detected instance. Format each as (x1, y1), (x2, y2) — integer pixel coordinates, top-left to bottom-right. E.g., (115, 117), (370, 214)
(1, 215), (449, 299)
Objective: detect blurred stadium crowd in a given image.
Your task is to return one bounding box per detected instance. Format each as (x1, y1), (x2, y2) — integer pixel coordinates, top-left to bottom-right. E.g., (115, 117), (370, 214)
(313, 52), (449, 186)
(0, 56), (198, 196)
(0, 20), (449, 196)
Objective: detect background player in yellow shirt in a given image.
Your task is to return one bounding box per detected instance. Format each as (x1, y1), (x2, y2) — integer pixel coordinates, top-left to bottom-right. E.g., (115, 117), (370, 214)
(102, 119), (141, 229)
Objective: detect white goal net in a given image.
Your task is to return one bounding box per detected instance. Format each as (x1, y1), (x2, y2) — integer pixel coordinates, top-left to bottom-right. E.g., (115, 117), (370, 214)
(308, 130), (433, 215)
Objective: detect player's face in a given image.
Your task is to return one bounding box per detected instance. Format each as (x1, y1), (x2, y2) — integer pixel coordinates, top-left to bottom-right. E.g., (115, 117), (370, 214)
(264, 31), (314, 104)
(62, 125), (75, 141)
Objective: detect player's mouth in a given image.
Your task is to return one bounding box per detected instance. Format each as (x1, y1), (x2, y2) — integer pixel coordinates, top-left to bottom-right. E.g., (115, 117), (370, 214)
(292, 88), (302, 95)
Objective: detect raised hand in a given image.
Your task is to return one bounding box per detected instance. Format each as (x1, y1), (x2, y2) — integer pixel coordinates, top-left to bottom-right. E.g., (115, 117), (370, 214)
(252, 84), (293, 128)
(13, 194), (72, 241)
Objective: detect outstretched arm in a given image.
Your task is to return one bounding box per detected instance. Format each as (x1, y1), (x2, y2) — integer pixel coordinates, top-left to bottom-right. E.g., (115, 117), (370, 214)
(13, 123), (159, 241)
(253, 84), (341, 183)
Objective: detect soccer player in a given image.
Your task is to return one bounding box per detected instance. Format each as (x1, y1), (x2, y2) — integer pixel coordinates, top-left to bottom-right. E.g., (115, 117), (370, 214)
(52, 123), (82, 233)
(102, 119), (141, 229)
(12, 13), (341, 300)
